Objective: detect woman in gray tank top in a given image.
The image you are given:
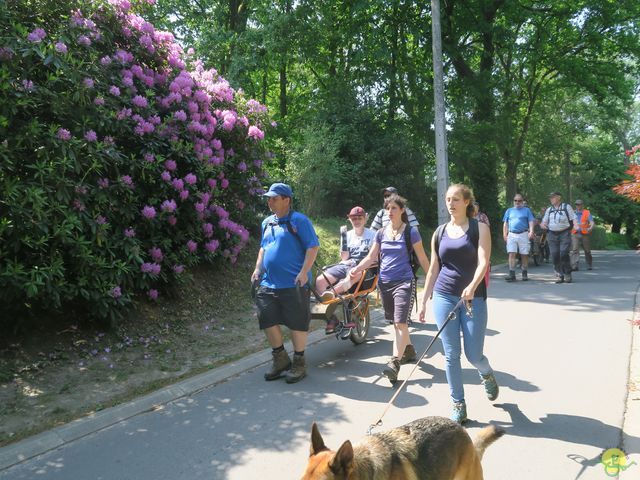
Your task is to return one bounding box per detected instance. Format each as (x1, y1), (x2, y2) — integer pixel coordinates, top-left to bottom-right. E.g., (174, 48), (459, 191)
(418, 184), (499, 424)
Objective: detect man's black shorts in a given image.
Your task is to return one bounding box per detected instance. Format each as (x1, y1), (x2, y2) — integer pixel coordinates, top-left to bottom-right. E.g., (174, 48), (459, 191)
(256, 286), (311, 331)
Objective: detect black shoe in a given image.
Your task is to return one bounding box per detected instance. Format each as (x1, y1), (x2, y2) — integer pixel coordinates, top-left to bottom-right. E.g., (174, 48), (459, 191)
(382, 357), (400, 384)
(571, 267), (579, 272)
(555, 276), (564, 284)
(587, 266), (593, 270)
(505, 271), (516, 282)
(521, 271), (528, 281)
(400, 345), (417, 364)
(565, 274), (572, 283)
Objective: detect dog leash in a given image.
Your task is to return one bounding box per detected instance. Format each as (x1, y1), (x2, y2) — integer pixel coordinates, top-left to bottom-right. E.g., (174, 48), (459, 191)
(367, 297), (472, 435)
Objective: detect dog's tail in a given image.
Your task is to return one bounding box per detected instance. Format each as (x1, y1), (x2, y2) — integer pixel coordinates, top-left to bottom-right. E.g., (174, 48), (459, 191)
(472, 425), (505, 460)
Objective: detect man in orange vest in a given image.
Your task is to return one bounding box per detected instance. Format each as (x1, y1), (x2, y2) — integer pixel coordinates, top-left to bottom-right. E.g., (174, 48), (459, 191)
(570, 199), (595, 271)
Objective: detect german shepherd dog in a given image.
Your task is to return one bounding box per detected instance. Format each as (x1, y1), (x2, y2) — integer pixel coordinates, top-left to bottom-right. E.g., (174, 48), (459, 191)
(300, 416), (504, 480)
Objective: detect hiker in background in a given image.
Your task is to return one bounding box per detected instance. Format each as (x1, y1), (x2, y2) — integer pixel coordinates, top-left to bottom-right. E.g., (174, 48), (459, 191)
(349, 194), (430, 384)
(570, 199), (595, 271)
(370, 186), (419, 231)
(502, 194), (535, 282)
(418, 183), (498, 424)
(473, 201), (490, 226)
(251, 183), (319, 383)
(541, 191), (576, 284)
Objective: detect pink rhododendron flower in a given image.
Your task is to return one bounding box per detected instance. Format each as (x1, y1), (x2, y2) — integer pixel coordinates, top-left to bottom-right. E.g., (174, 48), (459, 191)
(83, 78), (95, 88)
(161, 171), (171, 182)
(167, 215), (177, 226)
(149, 247), (163, 262)
(94, 97), (105, 106)
(77, 35), (91, 46)
(110, 286), (122, 299)
(248, 126), (264, 140)
(57, 128), (72, 141)
(184, 173), (197, 185)
(109, 85), (121, 96)
(165, 159), (177, 171)
(132, 95), (148, 108)
(205, 239), (220, 253)
(121, 175), (134, 188)
(187, 240), (198, 252)
(84, 130), (98, 142)
(179, 190), (189, 201)
(161, 199), (177, 212)
(27, 28), (46, 43)
(172, 265), (184, 274)
(124, 228), (135, 237)
(55, 42), (68, 54)
(148, 289), (159, 300)
(141, 205), (156, 219)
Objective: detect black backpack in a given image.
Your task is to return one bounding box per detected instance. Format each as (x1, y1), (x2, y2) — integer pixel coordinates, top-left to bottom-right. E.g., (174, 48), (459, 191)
(544, 203), (574, 230)
(404, 225), (420, 279)
(433, 218), (487, 299)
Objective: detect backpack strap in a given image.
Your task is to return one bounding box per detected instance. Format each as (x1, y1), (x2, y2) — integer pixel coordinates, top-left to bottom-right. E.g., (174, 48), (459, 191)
(262, 211), (305, 252)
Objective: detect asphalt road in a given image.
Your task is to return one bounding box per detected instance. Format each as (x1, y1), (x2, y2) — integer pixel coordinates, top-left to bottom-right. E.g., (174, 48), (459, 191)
(1, 250), (639, 480)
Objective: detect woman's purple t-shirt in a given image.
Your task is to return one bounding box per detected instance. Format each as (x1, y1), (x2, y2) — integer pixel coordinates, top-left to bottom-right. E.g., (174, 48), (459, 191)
(434, 228), (478, 296)
(376, 226), (421, 282)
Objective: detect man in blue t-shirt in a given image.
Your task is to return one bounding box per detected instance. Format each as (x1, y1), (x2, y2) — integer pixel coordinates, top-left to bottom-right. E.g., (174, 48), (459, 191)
(502, 193), (535, 282)
(251, 183), (319, 384)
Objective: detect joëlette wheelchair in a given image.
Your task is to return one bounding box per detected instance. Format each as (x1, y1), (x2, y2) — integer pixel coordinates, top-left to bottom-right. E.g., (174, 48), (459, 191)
(310, 264), (379, 344)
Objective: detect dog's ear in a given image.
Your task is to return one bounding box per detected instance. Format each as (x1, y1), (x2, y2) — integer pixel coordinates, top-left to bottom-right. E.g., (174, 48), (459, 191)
(329, 440), (354, 474)
(310, 422), (328, 455)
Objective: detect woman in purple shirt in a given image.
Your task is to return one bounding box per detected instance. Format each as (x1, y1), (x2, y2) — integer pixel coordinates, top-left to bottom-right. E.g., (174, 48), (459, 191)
(350, 194), (430, 384)
(418, 184), (498, 424)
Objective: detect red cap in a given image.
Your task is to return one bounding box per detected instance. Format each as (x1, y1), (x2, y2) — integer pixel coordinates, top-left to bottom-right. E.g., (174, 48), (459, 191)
(348, 206), (365, 217)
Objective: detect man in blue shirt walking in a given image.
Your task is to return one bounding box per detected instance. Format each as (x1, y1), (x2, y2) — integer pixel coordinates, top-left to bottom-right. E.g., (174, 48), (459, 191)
(502, 194), (535, 281)
(251, 183), (320, 383)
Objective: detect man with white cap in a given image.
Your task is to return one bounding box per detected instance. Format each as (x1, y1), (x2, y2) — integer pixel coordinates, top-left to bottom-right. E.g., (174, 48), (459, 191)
(541, 192), (576, 283)
(252, 183), (320, 383)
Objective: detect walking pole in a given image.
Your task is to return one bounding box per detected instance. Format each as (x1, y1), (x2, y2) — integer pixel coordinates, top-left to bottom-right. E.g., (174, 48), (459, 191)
(367, 297), (472, 435)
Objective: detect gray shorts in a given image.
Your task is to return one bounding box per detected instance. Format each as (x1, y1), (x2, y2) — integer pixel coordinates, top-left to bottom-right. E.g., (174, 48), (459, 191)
(378, 280), (414, 324)
(323, 260), (356, 281)
(256, 286), (311, 331)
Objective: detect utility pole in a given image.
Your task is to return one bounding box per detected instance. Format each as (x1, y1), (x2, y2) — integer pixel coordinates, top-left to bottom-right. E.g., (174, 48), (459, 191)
(431, 0), (449, 225)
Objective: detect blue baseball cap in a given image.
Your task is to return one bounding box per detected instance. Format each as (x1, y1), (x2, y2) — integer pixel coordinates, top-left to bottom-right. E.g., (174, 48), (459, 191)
(263, 182), (293, 198)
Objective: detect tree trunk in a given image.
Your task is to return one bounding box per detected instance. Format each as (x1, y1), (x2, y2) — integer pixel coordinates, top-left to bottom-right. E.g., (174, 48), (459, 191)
(563, 151), (571, 202)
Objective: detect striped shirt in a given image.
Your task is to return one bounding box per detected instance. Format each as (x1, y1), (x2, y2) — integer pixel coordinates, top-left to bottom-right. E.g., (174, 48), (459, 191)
(370, 207), (419, 231)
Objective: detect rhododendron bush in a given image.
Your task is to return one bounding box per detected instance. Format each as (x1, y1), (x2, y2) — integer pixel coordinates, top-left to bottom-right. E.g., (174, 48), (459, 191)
(0, 0), (271, 321)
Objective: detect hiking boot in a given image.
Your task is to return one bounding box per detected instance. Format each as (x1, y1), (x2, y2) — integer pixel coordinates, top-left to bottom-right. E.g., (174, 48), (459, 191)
(587, 265), (593, 270)
(320, 291), (335, 302)
(382, 357), (400, 384)
(451, 401), (467, 424)
(565, 274), (572, 284)
(554, 276), (564, 284)
(480, 372), (499, 401)
(264, 349), (291, 381)
(285, 355), (306, 384)
(325, 315), (339, 335)
(505, 271), (516, 282)
(400, 344), (417, 364)
(521, 270), (528, 281)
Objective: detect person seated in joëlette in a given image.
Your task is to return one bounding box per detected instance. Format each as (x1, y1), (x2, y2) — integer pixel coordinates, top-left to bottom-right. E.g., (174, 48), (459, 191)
(315, 206), (376, 302)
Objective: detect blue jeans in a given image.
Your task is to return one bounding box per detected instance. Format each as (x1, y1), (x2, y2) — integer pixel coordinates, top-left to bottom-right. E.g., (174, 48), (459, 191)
(432, 291), (493, 403)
